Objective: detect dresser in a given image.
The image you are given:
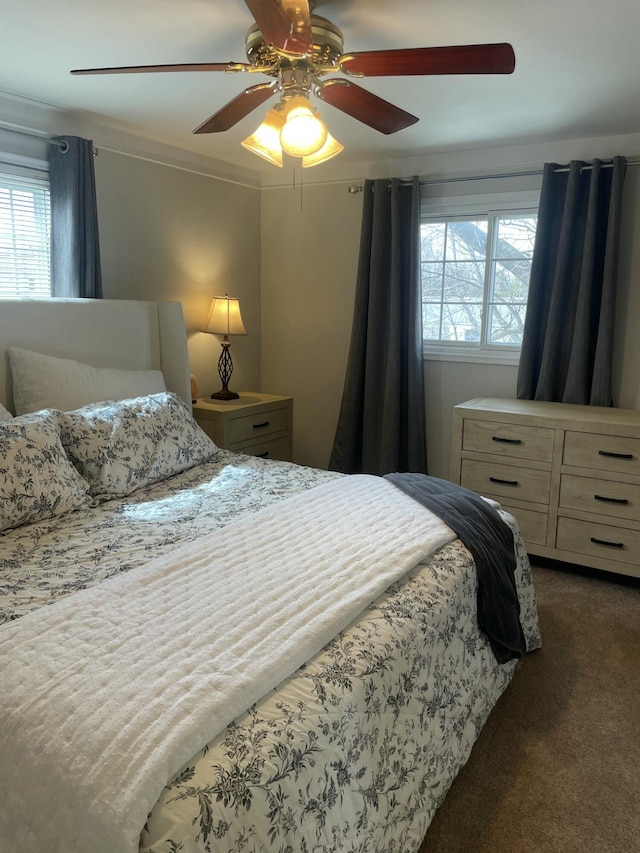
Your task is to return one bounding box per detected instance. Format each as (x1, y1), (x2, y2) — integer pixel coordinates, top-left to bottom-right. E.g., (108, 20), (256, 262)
(192, 393), (293, 461)
(450, 397), (640, 579)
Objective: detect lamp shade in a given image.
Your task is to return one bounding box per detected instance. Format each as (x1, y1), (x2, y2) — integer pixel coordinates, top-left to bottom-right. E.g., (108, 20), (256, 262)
(241, 108), (285, 168)
(301, 131), (344, 167)
(203, 296), (247, 337)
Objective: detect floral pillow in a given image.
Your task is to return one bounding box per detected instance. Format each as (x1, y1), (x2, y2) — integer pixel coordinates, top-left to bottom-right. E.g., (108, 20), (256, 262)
(0, 411), (91, 533)
(59, 392), (220, 501)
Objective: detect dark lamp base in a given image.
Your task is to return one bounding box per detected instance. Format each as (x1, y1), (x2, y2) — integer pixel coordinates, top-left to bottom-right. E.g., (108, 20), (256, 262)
(212, 339), (239, 401)
(211, 388), (239, 401)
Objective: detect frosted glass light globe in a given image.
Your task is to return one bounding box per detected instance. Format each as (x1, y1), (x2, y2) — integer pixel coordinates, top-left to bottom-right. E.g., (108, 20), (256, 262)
(280, 96), (328, 157)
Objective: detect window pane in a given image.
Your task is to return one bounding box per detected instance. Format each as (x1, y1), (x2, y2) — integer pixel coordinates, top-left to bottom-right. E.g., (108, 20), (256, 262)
(423, 302), (442, 339)
(442, 261), (485, 301)
(446, 220), (487, 260)
(421, 262), (444, 300)
(0, 172), (51, 298)
(492, 260), (530, 301)
(488, 302), (527, 345)
(441, 303), (482, 342)
(487, 215), (536, 344)
(420, 211), (537, 350)
(495, 216), (537, 257)
(421, 222), (446, 261)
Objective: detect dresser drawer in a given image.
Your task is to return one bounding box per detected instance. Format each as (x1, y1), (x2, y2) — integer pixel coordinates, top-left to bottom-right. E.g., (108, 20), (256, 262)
(462, 419), (554, 462)
(452, 398), (640, 576)
(556, 517), (640, 568)
(460, 459), (551, 505)
(563, 430), (640, 475)
(225, 405), (290, 444)
(560, 474), (640, 523)
(500, 505), (548, 546)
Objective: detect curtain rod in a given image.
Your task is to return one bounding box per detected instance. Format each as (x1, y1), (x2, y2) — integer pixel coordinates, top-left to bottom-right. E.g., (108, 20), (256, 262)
(0, 121), (68, 151)
(347, 158), (640, 194)
(0, 121), (100, 155)
(0, 119), (258, 188)
(2, 120), (636, 187)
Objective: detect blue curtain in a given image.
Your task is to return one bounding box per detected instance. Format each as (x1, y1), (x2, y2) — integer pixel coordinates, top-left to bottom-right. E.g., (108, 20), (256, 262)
(329, 177), (427, 475)
(49, 135), (102, 298)
(517, 157), (626, 405)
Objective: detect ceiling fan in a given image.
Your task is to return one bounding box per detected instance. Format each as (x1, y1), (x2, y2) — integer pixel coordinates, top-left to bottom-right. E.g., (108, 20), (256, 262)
(71, 0), (516, 167)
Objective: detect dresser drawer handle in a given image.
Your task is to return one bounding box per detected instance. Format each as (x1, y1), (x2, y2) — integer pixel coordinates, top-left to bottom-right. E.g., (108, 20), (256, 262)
(489, 476), (519, 487)
(594, 494), (629, 505)
(492, 436), (522, 445)
(590, 536), (624, 549)
(253, 421), (270, 429)
(598, 450), (633, 460)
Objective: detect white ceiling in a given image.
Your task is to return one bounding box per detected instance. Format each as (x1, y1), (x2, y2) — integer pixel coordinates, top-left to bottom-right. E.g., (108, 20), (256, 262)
(2, 0), (640, 178)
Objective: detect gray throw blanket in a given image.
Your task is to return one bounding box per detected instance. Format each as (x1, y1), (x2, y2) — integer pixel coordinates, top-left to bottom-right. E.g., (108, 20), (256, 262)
(385, 473), (526, 664)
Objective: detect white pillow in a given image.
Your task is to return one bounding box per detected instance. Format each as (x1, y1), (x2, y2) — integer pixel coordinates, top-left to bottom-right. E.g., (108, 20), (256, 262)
(8, 347), (167, 415)
(0, 411), (91, 533)
(0, 403), (12, 422)
(59, 392), (220, 501)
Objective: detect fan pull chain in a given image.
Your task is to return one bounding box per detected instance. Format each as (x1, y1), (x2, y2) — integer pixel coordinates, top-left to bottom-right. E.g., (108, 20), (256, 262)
(290, 162), (304, 212)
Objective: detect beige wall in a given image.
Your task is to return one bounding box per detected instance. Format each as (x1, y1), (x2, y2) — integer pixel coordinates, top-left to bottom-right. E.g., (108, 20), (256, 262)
(94, 149), (262, 400)
(260, 183), (363, 468)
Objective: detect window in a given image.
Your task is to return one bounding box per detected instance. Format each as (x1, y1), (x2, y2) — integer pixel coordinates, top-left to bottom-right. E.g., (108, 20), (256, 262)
(421, 210), (537, 361)
(0, 170), (51, 298)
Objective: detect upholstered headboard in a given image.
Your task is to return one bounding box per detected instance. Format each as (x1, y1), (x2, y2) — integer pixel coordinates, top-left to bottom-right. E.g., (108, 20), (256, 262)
(0, 299), (191, 413)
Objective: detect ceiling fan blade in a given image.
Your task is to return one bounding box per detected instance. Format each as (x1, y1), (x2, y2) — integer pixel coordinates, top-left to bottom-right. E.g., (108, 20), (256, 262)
(71, 62), (244, 75)
(193, 84), (275, 134)
(317, 80), (418, 135)
(244, 0), (312, 56)
(340, 43), (516, 77)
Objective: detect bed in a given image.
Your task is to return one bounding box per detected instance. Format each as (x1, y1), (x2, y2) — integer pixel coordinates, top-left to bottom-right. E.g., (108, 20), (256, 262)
(0, 299), (541, 853)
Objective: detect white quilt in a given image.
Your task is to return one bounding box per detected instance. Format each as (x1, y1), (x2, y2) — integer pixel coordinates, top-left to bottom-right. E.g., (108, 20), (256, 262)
(0, 474), (455, 853)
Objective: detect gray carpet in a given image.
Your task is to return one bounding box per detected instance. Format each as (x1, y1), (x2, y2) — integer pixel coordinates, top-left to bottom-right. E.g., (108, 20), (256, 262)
(419, 560), (640, 853)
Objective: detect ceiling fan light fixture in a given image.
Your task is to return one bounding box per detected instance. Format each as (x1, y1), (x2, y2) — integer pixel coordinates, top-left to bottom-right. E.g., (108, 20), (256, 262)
(301, 131), (343, 167)
(241, 107), (285, 167)
(279, 95), (327, 157)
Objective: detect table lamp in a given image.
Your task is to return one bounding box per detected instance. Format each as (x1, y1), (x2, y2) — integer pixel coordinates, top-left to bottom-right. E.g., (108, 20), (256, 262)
(203, 295), (247, 400)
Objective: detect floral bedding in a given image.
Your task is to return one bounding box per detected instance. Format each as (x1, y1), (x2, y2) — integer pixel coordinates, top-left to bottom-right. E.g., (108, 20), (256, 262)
(0, 450), (337, 623)
(0, 450), (540, 852)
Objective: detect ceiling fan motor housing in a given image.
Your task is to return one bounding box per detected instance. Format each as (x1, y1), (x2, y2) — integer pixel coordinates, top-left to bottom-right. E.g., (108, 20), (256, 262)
(245, 14), (344, 73)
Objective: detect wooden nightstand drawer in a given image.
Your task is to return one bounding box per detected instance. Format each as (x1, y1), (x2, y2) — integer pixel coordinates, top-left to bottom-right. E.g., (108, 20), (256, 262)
(563, 430), (640, 475)
(225, 405), (290, 444)
(460, 459), (551, 505)
(193, 393), (293, 461)
(235, 434), (291, 461)
(560, 474), (640, 523)
(462, 419), (554, 462)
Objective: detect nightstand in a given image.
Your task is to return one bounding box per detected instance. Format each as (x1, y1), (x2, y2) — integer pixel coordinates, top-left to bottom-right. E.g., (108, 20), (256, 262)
(192, 393), (293, 461)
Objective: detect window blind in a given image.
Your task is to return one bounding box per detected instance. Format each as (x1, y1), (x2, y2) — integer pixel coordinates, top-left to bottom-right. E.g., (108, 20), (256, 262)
(0, 171), (51, 298)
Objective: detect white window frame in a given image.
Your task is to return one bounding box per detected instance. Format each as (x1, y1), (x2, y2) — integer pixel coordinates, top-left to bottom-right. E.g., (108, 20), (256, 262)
(421, 187), (540, 366)
(0, 157), (51, 300)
